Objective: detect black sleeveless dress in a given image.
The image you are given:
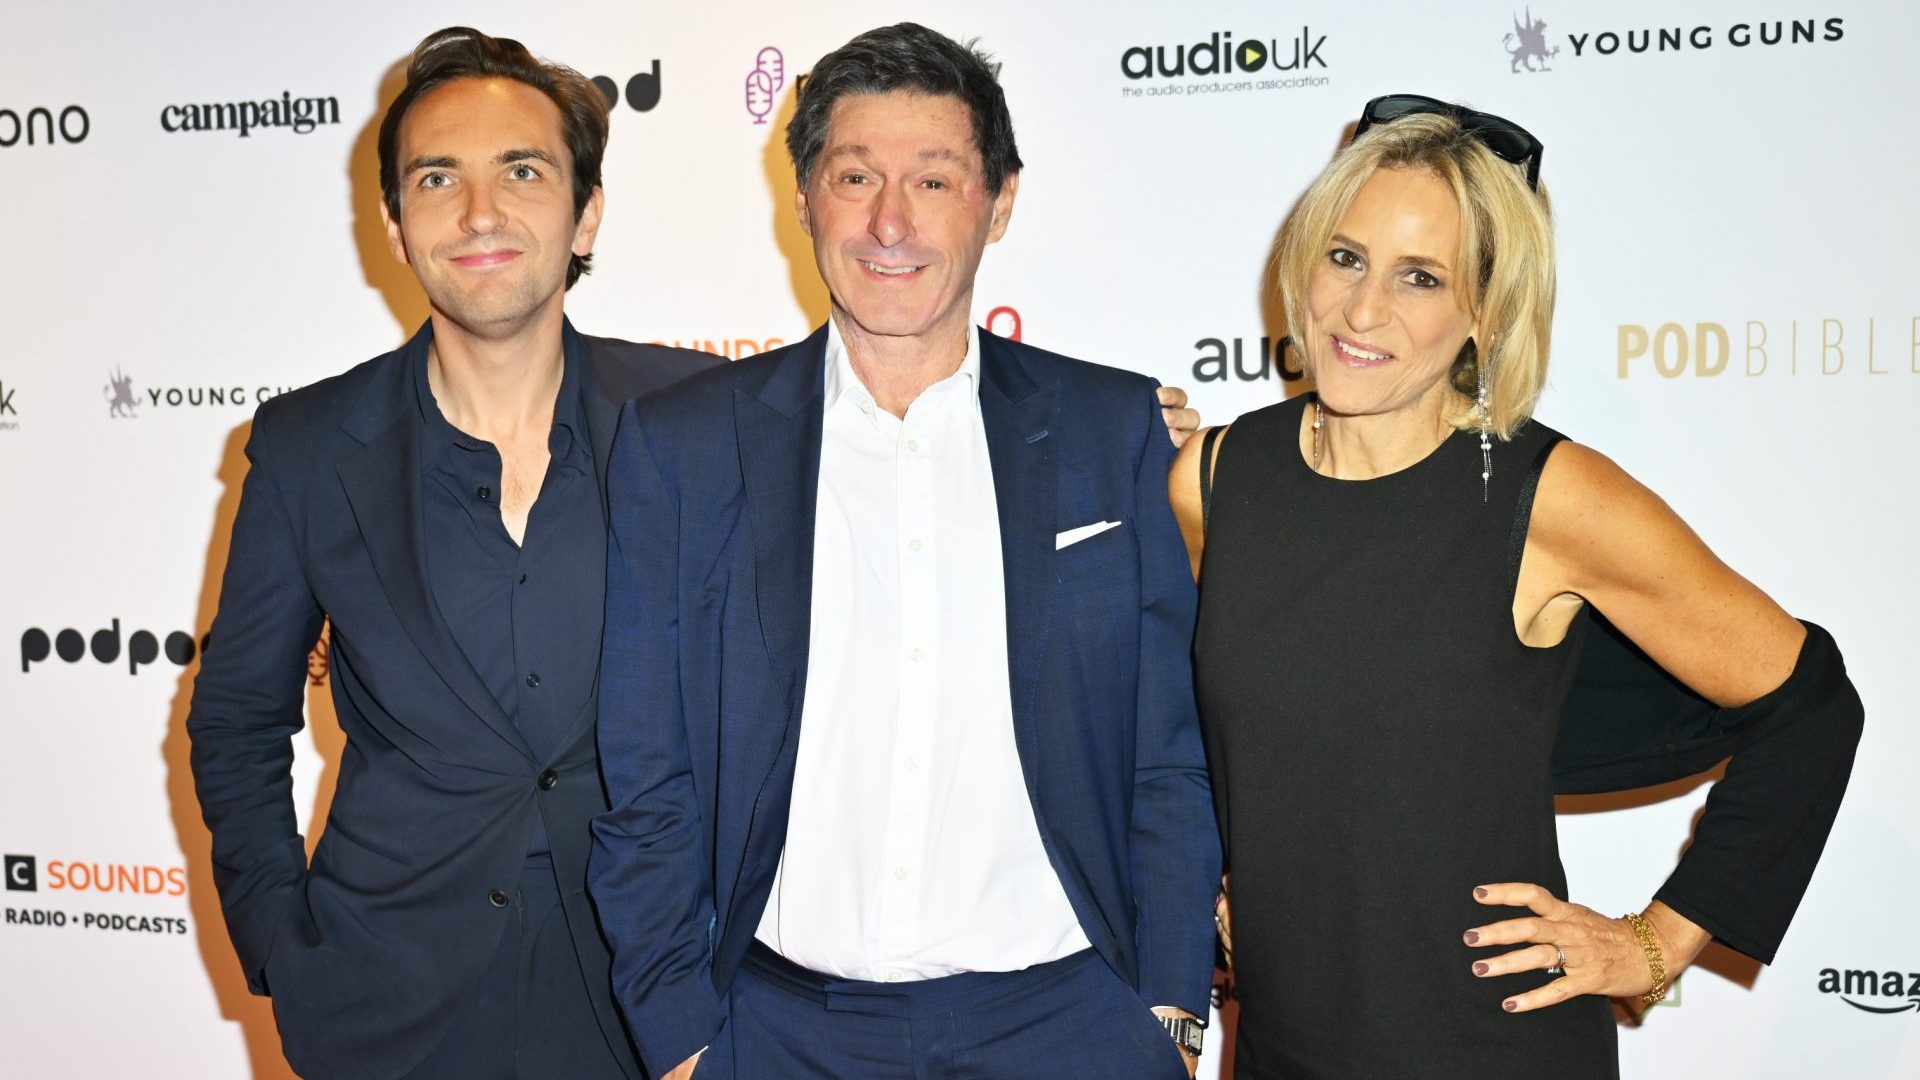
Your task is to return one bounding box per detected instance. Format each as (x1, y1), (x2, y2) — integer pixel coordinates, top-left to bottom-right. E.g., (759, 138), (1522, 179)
(1196, 394), (1617, 1079)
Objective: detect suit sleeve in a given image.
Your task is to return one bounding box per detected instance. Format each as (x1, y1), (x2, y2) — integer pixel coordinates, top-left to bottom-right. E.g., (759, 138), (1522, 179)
(186, 406), (324, 995)
(589, 402), (726, 1075)
(1126, 385), (1224, 1017)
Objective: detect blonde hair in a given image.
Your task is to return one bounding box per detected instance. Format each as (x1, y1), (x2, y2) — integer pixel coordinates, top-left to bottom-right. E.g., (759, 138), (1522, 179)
(1275, 111), (1555, 438)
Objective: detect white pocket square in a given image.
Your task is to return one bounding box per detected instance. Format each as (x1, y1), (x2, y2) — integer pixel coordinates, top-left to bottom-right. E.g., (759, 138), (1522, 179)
(1055, 520), (1122, 550)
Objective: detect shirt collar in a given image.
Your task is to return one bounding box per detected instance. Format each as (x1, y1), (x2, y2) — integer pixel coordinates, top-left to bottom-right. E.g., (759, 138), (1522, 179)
(412, 322), (589, 465)
(823, 316), (981, 417)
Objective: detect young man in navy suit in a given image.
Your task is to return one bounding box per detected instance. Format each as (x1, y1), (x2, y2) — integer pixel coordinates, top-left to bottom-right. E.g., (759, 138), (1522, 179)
(183, 28), (717, 1080)
(590, 24), (1219, 1080)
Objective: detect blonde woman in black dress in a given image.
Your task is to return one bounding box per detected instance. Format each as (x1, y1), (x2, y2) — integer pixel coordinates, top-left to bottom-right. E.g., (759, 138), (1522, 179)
(1172, 97), (1862, 1078)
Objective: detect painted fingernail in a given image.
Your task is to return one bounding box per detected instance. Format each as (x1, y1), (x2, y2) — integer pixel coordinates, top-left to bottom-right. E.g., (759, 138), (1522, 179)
(1502, 1000), (1517, 1013)
(1473, 962), (1489, 976)
(1475, 887), (1489, 899)
(1464, 931), (1480, 945)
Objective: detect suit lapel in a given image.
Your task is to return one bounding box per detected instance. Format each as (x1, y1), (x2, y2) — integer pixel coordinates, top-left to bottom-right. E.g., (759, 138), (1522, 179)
(979, 331), (1057, 804)
(334, 325), (532, 760)
(576, 322), (624, 521)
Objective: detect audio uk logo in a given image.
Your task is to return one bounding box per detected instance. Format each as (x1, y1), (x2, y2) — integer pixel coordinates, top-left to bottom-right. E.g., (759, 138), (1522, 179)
(592, 62), (662, 114)
(1190, 334), (1306, 383)
(1119, 28), (1330, 100)
(0, 378), (17, 432)
(1497, 11), (1845, 69)
(747, 47), (785, 124)
(19, 619), (203, 675)
(0, 104), (90, 147)
(1820, 967), (1920, 1015)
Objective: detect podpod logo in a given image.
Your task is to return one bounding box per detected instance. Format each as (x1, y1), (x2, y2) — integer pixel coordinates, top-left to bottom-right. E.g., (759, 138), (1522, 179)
(1501, 10), (1845, 69)
(1120, 29), (1330, 100)
(159, 92), (341, 137)
(0, 104), (90, 147)
(746, 47), (785, 124)
(19, 619), (204, 675)
(1616, 316), (1920, 379)
(103, 369), (301, 416)
(592, 63), (662, 114)
(1820, 967), (1920, 1015)
(1191, 334), (1306, 383)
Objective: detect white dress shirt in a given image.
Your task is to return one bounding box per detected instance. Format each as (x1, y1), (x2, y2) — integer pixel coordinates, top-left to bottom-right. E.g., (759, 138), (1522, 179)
(753, 319), (1091, 983)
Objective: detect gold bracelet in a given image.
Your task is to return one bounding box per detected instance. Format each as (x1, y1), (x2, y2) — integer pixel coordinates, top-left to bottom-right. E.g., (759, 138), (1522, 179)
(1622, 912), (1668, 1006)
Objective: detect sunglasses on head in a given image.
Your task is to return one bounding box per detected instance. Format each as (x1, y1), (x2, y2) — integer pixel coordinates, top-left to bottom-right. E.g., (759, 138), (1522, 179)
(1353, 93), (1543, 190)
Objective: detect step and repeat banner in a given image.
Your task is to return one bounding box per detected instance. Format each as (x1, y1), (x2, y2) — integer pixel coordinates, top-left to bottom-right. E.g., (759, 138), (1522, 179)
(2, 0), (1915, 1076)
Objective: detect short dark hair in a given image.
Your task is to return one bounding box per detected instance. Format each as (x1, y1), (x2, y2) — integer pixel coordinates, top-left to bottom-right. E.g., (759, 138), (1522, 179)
(378, 26), (609, 288)
(787, 23), (1023, 196)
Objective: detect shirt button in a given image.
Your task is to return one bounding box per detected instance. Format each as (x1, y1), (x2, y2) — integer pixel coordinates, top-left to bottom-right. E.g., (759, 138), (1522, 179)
(885, 970), (905, 983)
(518, 574), (528, 585)
(893, 866), (909, 881)
(487, 889), (510, 908)
(537, 769), (559, 790)
(909, 648), (923, 663)
(902, 758), (917, 773)
(477, 486), (491, 501)
(907, 538), (923, 553)
(525, 672), (541, 688)
(906, 439), (920, 454)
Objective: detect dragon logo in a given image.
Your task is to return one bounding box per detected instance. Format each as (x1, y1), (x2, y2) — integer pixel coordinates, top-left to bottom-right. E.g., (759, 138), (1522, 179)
(1505, 8), (1559, 73)
(103, 367), (138, 418)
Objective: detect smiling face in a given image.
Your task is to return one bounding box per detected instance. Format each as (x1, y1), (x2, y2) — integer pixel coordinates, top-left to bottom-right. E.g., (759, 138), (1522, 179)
(796, 91), (1016, 350)
(1303, 165), (1480, 421)
(381, 77), (602, 338)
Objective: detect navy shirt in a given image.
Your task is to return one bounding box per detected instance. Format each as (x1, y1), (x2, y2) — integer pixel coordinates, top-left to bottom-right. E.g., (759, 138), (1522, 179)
(415, 337), (606, 852)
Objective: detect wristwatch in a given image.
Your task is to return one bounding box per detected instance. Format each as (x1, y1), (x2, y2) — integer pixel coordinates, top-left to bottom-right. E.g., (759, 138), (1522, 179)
(1158, 1013), (1205, 1058)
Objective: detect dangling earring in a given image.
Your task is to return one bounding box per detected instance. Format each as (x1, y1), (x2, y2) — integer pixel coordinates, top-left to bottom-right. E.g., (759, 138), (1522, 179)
(1476, 360), (1492, 503)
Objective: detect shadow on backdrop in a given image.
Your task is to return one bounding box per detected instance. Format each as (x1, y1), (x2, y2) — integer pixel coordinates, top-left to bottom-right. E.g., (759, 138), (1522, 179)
(165, 420), (346, 1079)
(351, 58), (431, 341)
(762, 79), (830, 330)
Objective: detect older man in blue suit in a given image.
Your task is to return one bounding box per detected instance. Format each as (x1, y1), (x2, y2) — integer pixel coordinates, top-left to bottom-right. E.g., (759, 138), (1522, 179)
(590, 23), (1220, 1080)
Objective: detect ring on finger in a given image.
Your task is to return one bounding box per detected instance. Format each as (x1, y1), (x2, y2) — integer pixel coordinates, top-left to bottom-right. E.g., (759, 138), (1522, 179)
(1545, 944), (1566, 976)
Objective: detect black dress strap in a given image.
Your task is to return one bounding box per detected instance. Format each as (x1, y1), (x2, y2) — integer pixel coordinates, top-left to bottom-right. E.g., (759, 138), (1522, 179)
(1506, 429), (1566, 588)
(1198, 425), (1225, 532)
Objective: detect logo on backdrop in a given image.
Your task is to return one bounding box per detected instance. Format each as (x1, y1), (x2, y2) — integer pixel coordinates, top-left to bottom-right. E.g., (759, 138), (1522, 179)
(1615, 316), (1920, 379)
(651, 337), (787, 361)
(0, 378), (17, 432)
(104, 367), (138, 418)
(1191, 334), (1306, 383)
(985, 305), (1022, 343)
(1499, 12), (1845, 69)
(1119, 29), (1330, 100)
(3, 853), (191, 936)
(593, 63), (662, 114)
(1506, 8), (1560, 72)
(159, 92), (341, 137)
(747, 47), (786, 124)
(0, 104), (90, 147)
(102, 369), (301, 416)
(19, 619), (203, 675)
(1820, 967), (1920, 1015)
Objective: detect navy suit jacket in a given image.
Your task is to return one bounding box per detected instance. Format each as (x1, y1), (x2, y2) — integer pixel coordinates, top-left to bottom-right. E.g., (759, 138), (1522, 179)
(186, 320), (713, 1080)
(589, 326), (1222, 1076)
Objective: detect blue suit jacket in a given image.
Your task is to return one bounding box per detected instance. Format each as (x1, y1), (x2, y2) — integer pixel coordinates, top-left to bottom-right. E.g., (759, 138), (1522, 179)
(590, 326), (1222, 1076)
(186, 320), (713, 1080)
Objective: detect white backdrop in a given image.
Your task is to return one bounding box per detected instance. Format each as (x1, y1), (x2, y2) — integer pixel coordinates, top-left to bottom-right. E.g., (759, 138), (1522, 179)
(2, 1), (1915, 1076)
